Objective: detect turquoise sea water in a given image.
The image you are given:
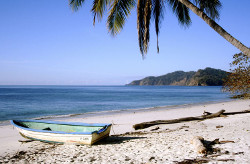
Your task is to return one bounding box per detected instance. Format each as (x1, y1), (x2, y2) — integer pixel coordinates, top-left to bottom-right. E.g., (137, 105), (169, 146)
(0, 85), (230, 121)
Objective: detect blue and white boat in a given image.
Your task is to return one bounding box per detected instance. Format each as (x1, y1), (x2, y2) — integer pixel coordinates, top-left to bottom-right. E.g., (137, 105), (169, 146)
(11, 120), (112, 145)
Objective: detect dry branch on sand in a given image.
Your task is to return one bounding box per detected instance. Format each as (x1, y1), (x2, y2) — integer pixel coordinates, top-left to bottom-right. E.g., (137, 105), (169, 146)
(133, 109), (250, 130)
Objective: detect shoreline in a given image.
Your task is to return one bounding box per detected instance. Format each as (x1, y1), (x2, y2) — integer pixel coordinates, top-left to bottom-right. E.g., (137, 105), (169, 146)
(60, 99), (233, 118)
(0, 99), (249, 163)
(0, 99), (233, 126)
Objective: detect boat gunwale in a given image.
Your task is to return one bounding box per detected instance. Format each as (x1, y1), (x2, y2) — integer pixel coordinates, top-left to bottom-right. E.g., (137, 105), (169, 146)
(10, 119), (112, 135)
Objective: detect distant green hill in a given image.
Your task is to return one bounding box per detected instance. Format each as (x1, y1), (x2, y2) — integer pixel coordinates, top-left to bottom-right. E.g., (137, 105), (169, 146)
(127, 67), (228, 86)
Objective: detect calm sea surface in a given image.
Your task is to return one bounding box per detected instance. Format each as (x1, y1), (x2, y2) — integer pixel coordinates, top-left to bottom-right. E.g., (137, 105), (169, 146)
(0, 85), (230, 121)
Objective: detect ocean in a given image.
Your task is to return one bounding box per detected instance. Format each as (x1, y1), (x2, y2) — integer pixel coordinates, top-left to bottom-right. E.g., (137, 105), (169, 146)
(0, 85), (230, 122)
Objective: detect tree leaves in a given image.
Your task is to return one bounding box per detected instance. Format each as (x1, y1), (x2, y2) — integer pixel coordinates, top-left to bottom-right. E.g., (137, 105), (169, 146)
(137, 0), (152, 56)
(167, 0), (191, 27)
(223, 53), (250, 98)
(69, 0), (86, 11)
(92, 0), (112, 25)
(69, 0), (224, 57)
(137, 0), (146, 55)
(137, 0), (165, 56)
(107, 0), (136, 36)
(194, 0), (221, 20)
(152, 0), (165, 53)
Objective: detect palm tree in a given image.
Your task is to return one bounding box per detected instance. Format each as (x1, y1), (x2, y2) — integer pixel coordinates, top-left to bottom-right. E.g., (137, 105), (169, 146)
(69, 0), (250, 57)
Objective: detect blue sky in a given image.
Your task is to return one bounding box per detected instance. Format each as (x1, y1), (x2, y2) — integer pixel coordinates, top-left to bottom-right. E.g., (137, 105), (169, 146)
(0, 0), (250, 85)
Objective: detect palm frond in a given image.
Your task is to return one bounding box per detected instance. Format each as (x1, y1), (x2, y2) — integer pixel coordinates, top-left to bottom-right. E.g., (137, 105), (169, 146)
(92, 0), (112, 25)
(143, 0), (152, 54)
(193, 0), (221, 20)
(107, 0), (136, 36)
(167, 0), (191, 27)
(137, 0), (146, 55)
(137, 0), (153, 56)
(69, 0), (86, 11)
(152, 0), (165, 53)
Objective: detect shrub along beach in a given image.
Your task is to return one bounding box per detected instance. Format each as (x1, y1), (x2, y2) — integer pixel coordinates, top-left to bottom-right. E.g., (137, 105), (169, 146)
(0, 99), (249, 163)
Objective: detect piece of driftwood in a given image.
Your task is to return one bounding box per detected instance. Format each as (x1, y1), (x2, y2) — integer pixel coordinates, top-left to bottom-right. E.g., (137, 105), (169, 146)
(201, 110), (225, 118)
(222, 110), (250, 115)
(133, 110), (225, 130)
(219, 140), (235, 144)
(133, 109), (250, 130)
(203, 111), (212, 116)
(190, 136), (207, 154)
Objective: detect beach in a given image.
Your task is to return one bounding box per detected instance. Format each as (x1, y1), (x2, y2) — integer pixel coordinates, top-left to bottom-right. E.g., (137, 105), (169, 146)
(0, 99), (249, 163)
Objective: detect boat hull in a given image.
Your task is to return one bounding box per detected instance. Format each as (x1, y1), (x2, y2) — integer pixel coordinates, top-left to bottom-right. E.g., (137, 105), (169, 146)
(11, 120), (111, 145)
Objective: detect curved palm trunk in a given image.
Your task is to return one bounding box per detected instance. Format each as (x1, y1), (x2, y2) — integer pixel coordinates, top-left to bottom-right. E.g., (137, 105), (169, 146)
(178, 0), (250, 57)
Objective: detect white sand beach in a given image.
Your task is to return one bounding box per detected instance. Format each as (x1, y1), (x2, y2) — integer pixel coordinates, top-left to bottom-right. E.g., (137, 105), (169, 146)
(0, 99), (249, 163)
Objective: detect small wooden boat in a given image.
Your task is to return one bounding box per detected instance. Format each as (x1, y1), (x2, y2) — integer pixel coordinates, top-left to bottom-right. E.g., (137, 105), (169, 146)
(11, 119), (112, 145)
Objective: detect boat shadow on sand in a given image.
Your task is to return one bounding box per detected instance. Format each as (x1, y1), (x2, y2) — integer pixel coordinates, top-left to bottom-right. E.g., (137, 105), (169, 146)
(95, 135), (147, 145)
(17, 135), (146, 146)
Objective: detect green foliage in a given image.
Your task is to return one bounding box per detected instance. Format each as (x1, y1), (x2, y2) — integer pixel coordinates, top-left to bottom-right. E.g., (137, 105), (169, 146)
(167, 0), (191, 27)
(69, 0), (86, 11)
(223, 53), (250, 99)
(107, 0), (136, 36)
(69, 0), (222, 56)
(195, 67), (227, 86)
(152, 0), (164, 53)
(92, 0), (112, 25)
(193, 0), (221, 20)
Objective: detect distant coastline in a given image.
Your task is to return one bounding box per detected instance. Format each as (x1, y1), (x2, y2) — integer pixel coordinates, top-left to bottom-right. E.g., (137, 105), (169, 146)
(127, 67), (227, 86)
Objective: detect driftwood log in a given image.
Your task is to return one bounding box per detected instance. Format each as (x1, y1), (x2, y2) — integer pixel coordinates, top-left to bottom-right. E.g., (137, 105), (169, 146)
(133, 109), (250, 130)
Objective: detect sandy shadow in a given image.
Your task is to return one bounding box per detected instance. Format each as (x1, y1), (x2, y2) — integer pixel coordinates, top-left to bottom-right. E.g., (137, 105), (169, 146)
(95, 135), (147, 145)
